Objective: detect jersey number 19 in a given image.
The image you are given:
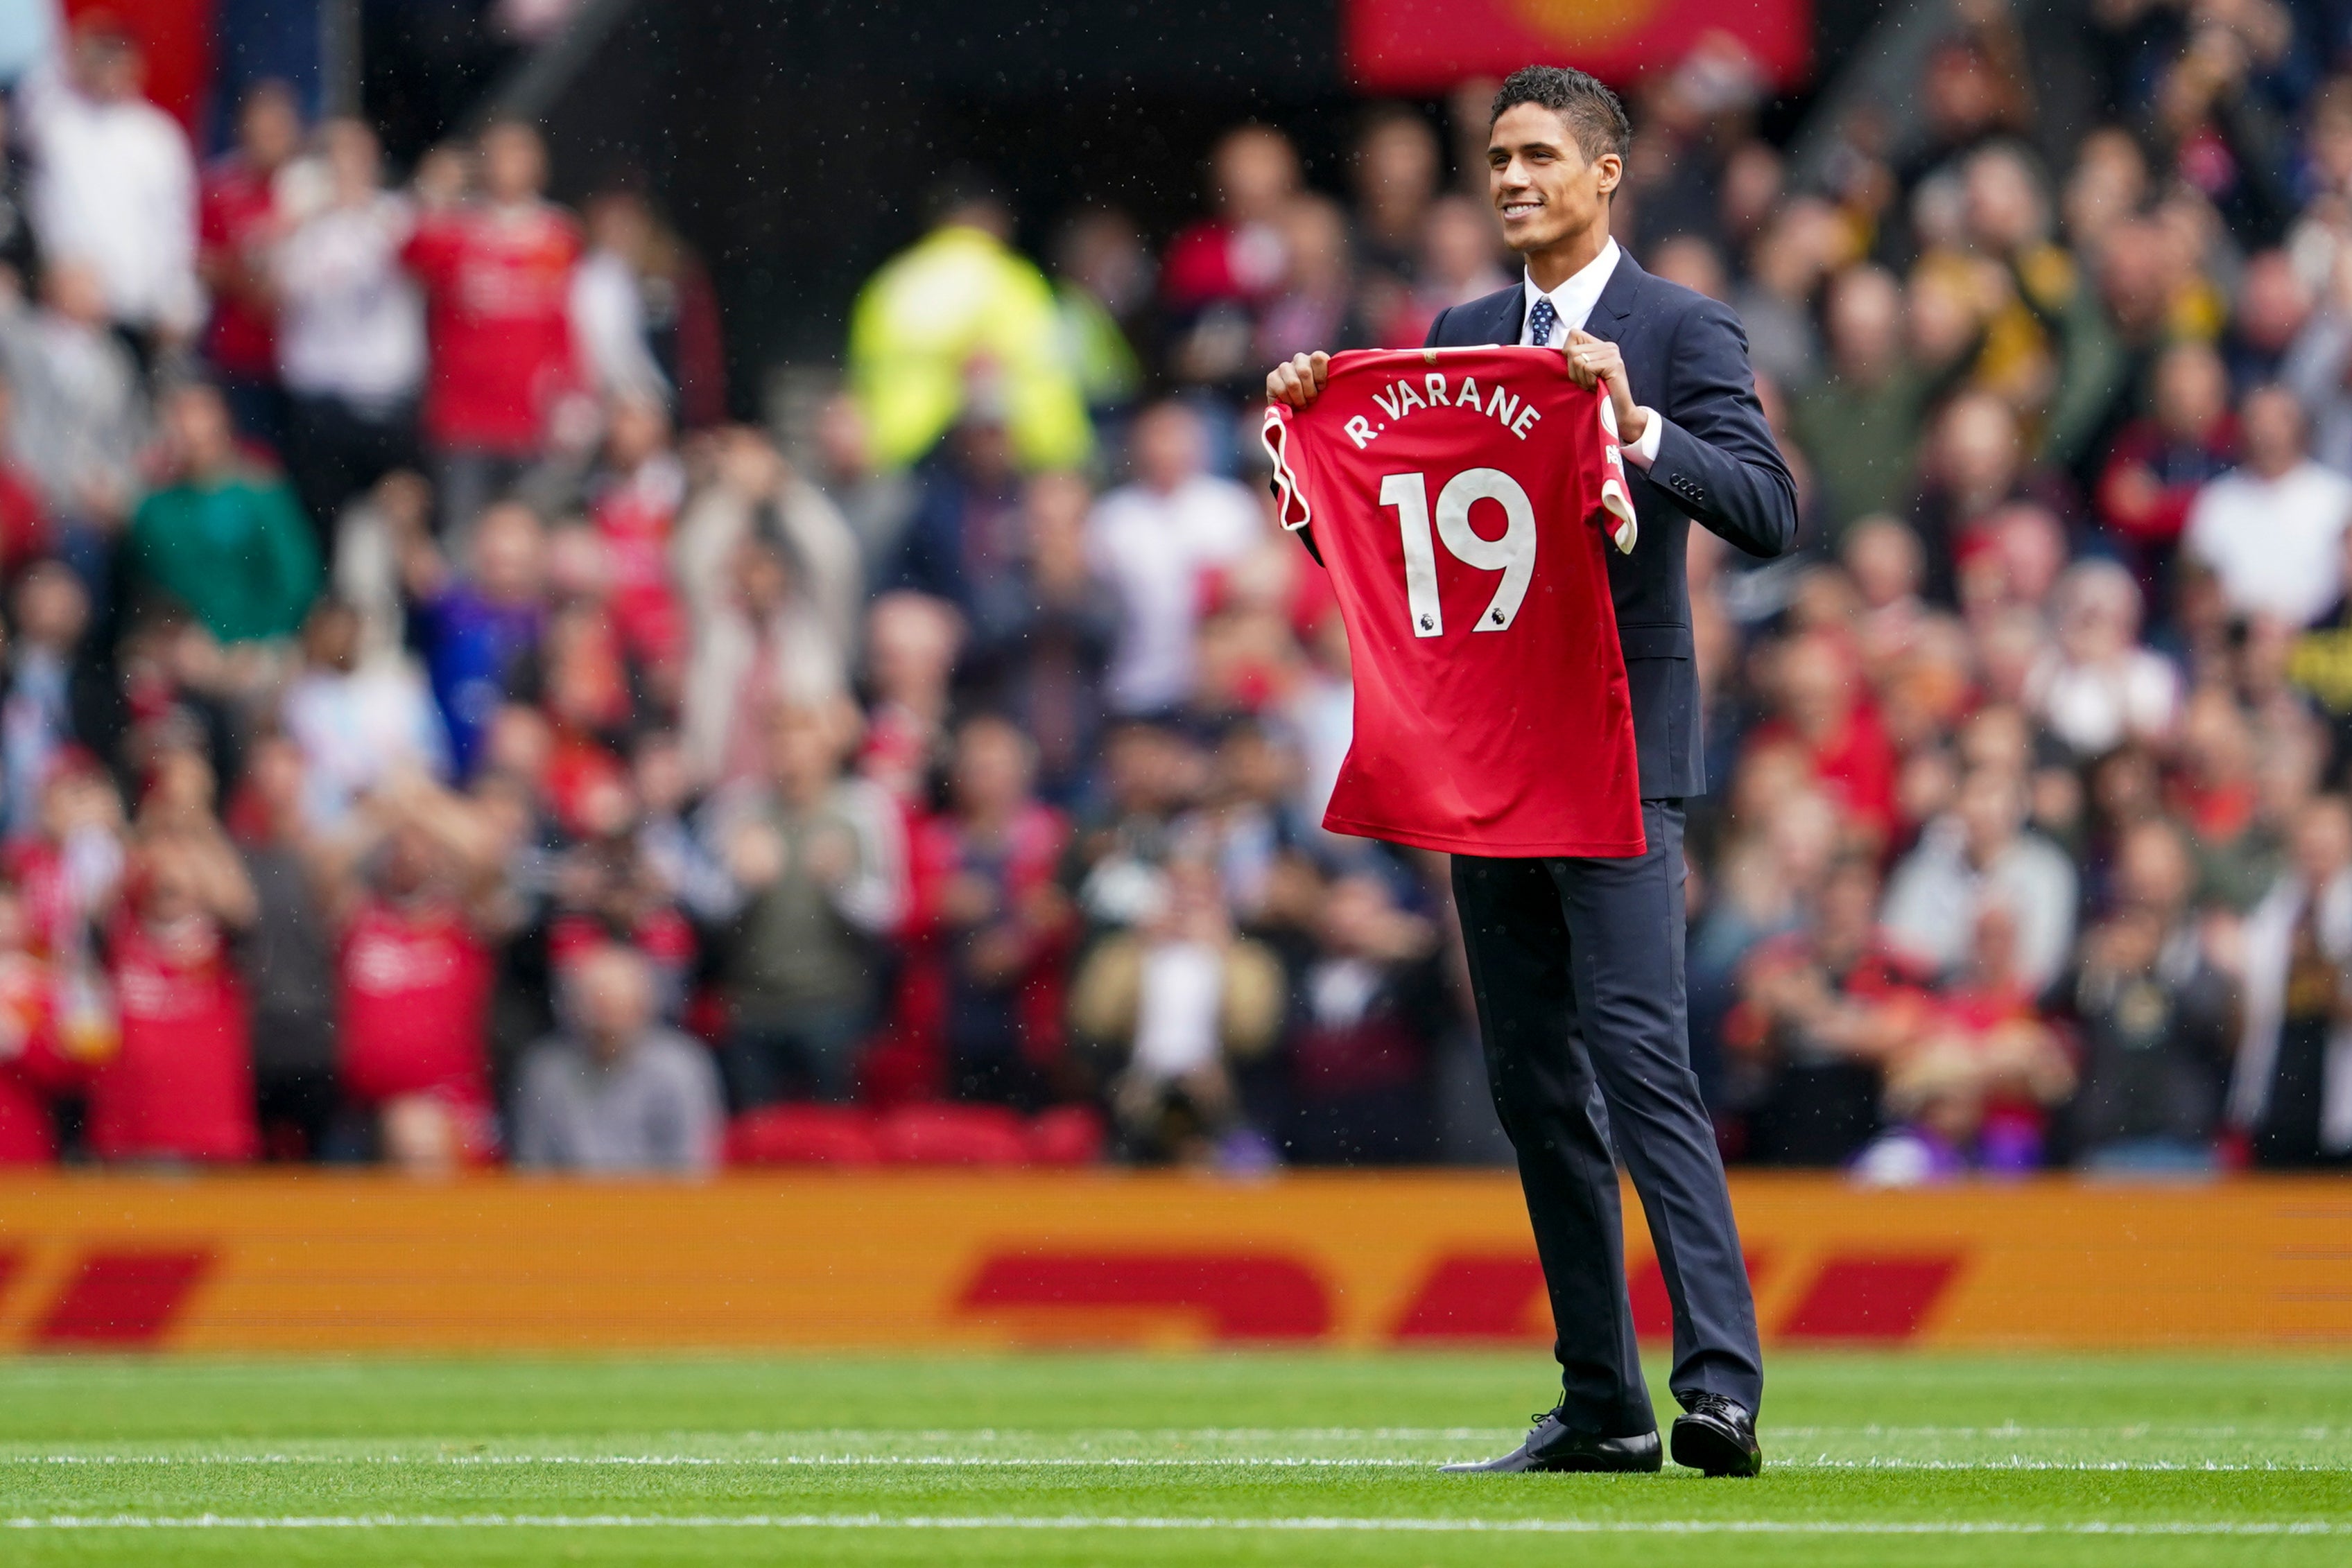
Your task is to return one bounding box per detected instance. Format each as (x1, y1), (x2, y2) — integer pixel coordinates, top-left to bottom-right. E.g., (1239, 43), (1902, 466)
(1378, 467), (1536, 638)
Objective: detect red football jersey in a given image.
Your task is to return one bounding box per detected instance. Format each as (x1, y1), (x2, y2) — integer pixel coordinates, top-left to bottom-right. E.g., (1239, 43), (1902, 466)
(92, 919), (257, 1163)
(1263, 347), (1643, 857)
(338, 900), (493, 1109)
(401, 202), (583, 453)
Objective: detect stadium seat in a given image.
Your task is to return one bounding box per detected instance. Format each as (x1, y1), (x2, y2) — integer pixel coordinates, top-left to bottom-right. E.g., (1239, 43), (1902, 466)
(872, 1104), (1030, 1166)
(725, 1105), (883, 1167)
(1026, 1105), (1107, 1166)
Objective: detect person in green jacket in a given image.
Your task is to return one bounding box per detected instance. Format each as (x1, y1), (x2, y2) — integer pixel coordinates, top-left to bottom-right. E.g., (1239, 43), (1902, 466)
(846, 179), (1092, 473)
(126, 381), (320, 644)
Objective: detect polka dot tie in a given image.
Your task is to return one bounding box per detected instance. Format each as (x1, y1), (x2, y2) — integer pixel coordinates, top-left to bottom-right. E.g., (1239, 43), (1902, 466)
(1528, 295), (1559, 349)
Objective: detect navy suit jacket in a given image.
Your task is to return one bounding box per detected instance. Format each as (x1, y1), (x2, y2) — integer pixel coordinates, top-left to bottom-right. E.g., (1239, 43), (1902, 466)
(1426, 251), (1798, 799)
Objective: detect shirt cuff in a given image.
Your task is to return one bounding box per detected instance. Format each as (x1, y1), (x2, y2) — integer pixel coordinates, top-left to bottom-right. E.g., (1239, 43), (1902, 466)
(1625, 407), (1665, 469)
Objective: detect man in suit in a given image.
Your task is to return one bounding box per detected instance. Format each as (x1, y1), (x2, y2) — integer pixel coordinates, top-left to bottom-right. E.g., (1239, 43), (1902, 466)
(1268, 65), (1797, 1476)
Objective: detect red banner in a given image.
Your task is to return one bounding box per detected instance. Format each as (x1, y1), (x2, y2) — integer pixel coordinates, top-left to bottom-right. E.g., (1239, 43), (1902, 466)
(1347, 0), (1813, 94)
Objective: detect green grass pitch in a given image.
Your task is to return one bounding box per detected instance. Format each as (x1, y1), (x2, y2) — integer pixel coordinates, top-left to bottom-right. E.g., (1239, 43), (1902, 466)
(0, 1351), (2344, 1565)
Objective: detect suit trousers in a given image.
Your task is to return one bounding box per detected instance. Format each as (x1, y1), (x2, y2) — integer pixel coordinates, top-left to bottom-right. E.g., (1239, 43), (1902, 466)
(1451, 800), (1763, 1436)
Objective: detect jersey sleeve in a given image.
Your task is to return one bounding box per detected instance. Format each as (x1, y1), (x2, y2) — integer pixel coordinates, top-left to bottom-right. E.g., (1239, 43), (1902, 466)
(1596, 396), (1638, 555)
(1259, 403), (1313, 532)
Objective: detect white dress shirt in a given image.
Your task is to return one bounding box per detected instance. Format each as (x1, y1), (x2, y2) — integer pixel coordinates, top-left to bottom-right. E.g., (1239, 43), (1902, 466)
(1518, 237), (1663, 469)
(1519, 236), (1620, 347)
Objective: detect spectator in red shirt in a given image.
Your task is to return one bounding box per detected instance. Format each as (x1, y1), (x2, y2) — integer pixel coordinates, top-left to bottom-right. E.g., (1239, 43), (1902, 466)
(895, 714), (1074, 1108)
(1727, 857), (1933, 1165)
(401, 120), (583, 543)
(198, 80), (304, 450)
(589, 392), (686, 676)
(537, 598), (640, 843)
(1162, 125), (1299, 394)
(0, 882), (71, 1163)
(1856, 903), (2077, 1183)
(1749, 634), (1901, 852)
(90, 767), (261, 1165)
(328, 780), (510, 1170)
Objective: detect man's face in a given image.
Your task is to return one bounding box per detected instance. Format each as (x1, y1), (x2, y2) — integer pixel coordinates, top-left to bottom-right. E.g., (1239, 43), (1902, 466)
(473, 507), (546, 602)
(2153, 345), (2226, 439)
(1213, 130), (1297, 225)
(1828, 271), (1902, 377)
(2297, 804), (2352, 886)
(74, 36), (140, 102)
(168, 388), (236, 471)
(953, 721), (1031, 815)
(2242, 386), (2307, 475)
(323, 119), (381, 198)
(576, 952), (651, 1056)
(768, 704), (840, 790)
(1957, 769), (2023, 861)
(241, 87), (302, 169)
(481, 124), (546, 204)
(1487, 104), (1617, 255)
(15, 566), (87, 650)
(1134, 405), (1201, 493)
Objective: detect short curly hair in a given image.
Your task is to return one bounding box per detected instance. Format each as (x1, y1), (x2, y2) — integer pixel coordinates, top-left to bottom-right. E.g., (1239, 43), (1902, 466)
(1489, 65), (1632, 165)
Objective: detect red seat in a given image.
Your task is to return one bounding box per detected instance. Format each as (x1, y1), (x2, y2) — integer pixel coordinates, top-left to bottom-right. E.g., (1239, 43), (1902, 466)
(873, 1104), (1029, 1166)
(1026, 1105), (1106, 1166)
(726, 1105), (882, 1167)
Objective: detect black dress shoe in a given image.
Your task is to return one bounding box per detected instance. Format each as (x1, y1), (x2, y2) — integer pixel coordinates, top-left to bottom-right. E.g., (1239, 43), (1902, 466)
(1439, 1409), (1662, 1474)
(1669, 1392), (1763, 1476)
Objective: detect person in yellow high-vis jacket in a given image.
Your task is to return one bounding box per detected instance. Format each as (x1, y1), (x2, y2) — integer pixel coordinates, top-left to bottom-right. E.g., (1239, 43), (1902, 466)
(847, 186), (1092, 473)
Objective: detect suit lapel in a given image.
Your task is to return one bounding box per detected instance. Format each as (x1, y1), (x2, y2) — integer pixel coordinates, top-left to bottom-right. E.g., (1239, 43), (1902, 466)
(1588, 247), (1641, 342)
(1500, 284), (1529, 346)
(1472, 284), (1524, 347)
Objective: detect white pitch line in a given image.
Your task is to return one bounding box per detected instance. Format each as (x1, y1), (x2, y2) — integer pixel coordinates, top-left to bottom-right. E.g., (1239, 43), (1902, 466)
(40, 1424), (2280, 1443)
(0, 1454), (2342, 1472)
(5, 1455), (1430, 1470)
(0, 1514), (2343, 1535)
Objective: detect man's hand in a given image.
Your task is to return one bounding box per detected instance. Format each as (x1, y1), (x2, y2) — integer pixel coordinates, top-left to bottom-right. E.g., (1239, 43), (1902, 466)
(1266, 351), (1331, 408)
(1564, 329), (1648, 447)
(725, 821), (787, 890)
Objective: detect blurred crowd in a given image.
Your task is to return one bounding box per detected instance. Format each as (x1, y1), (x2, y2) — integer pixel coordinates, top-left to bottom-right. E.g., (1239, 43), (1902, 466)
(3, 3), (2351, 1178)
